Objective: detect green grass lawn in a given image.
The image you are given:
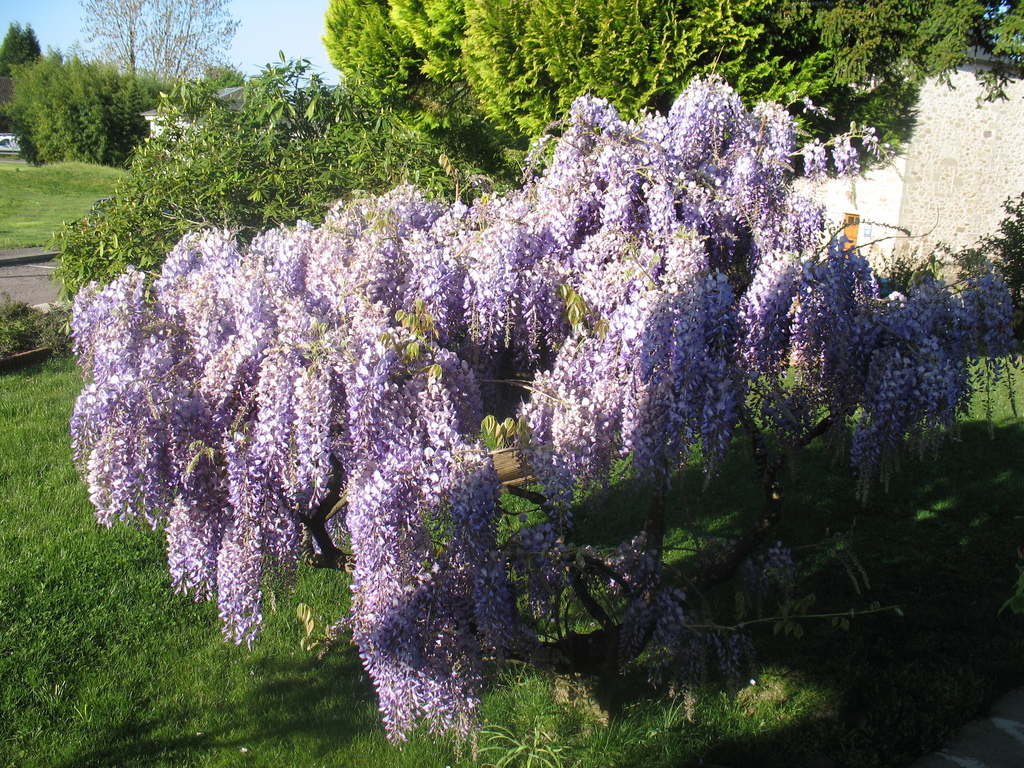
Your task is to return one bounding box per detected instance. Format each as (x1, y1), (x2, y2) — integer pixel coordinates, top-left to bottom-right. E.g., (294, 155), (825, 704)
(2, 356), (1023, 767)
(0, 162), (123, 250)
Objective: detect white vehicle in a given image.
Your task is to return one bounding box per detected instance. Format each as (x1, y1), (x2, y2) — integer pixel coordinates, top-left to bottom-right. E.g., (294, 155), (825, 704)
(0, 134), (21, 155)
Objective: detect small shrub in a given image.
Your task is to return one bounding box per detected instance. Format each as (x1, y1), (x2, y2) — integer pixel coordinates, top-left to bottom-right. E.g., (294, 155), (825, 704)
(876, 243), (946, 296)
(977, 193), (1024, 338)
(0, 294), (72, 357)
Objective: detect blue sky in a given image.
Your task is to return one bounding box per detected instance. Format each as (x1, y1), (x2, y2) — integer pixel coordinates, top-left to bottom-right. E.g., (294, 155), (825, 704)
(4, 0), (339, 83)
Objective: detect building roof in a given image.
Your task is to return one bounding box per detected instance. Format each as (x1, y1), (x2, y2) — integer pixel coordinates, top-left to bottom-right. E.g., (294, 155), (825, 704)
(0, 77), (14, 105)
(215, 86), (244, 111)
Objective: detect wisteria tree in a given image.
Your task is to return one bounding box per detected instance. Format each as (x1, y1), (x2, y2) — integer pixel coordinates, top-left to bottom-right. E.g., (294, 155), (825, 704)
(71, 77), (1015, 742)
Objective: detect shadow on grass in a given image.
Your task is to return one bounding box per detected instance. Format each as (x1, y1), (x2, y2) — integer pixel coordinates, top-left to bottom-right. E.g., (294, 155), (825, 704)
(706, 418), (1024, 767)
(559, 419), (1024, 767)
(56, 645), (382, 768)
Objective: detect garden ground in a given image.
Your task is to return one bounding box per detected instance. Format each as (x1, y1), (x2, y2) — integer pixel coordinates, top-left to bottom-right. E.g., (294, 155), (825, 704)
(1, 354), (1023, 767)
(908, 687), (1024, 767)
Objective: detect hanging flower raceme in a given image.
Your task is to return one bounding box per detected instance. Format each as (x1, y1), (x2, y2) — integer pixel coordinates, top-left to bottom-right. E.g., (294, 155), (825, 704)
(341, 328), (525, 740)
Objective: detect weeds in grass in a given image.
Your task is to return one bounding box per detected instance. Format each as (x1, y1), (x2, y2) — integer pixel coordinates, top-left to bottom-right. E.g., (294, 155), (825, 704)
(480, 725), (570, 768)
(0, 293), (71, 356)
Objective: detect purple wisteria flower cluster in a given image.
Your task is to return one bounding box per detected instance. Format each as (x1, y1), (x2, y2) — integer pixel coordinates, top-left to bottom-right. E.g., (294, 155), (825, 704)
(71, 77), (1016, 741)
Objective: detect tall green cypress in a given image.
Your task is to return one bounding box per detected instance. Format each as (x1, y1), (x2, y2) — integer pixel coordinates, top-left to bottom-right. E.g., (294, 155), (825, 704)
(323, 0), (424, 101)
(462, 0), (797, 135)
(324, 0), (521, 179)
(0, 22), (42, 78)
(323, 0), (1018, 146)
(388, 0), (468, 80)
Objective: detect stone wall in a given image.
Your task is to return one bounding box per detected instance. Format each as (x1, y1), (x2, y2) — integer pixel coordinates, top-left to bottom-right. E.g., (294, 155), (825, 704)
(811, 62), (1024, 272)
(810, 156), (907, 271)
(898, 64), (1024, 255)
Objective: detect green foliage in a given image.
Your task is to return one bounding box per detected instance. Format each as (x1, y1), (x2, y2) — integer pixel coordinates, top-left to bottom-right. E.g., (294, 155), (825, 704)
(1001, 568), (1024, 615)
(461, 0), (799, 136)
(3, 52), (165, 167)
(198, 63), (246, 91)
(323, 0), (423, 101)
(324, 0), (1016, 147)
(819, 1), (975, 84)
(480, 724), (570, 768)
(53, 58), (484, 296)
(992, 5), (1024, 61)
(0, 295), (71, 357)
(469, 0), (921, 142)
(0, 21), (41, 77)
(981, 193), (1024, 339)
(389, 0), (467, 82)
(323, 0), (524, 172)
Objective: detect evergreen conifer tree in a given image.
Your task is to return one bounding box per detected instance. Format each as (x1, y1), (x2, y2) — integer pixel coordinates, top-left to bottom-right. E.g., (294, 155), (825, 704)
(0, 22), (42, 78)
(323, 0), (1022, 145)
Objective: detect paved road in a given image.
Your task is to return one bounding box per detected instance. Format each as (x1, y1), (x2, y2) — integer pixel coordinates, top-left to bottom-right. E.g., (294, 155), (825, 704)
(0, 248), (61, 307)
(907, 688), (1024, 768)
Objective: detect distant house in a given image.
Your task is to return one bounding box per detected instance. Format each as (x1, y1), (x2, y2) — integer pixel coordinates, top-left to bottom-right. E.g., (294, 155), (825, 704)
(815, 54), (1024, 268)
(141, 85), (245, 137)
(0, 77), (14, 133)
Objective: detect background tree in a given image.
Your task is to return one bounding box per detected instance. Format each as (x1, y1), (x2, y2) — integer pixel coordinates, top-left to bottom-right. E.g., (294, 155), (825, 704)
(55, 58), (486, 296)
(0, 22), (42, 77)
(323, 0), (1022, 145)
(197, 62), (246, 91)
(819, 0), (1024, 99)
(80, 0), (239, 79)
(4, 52), (164, 166)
